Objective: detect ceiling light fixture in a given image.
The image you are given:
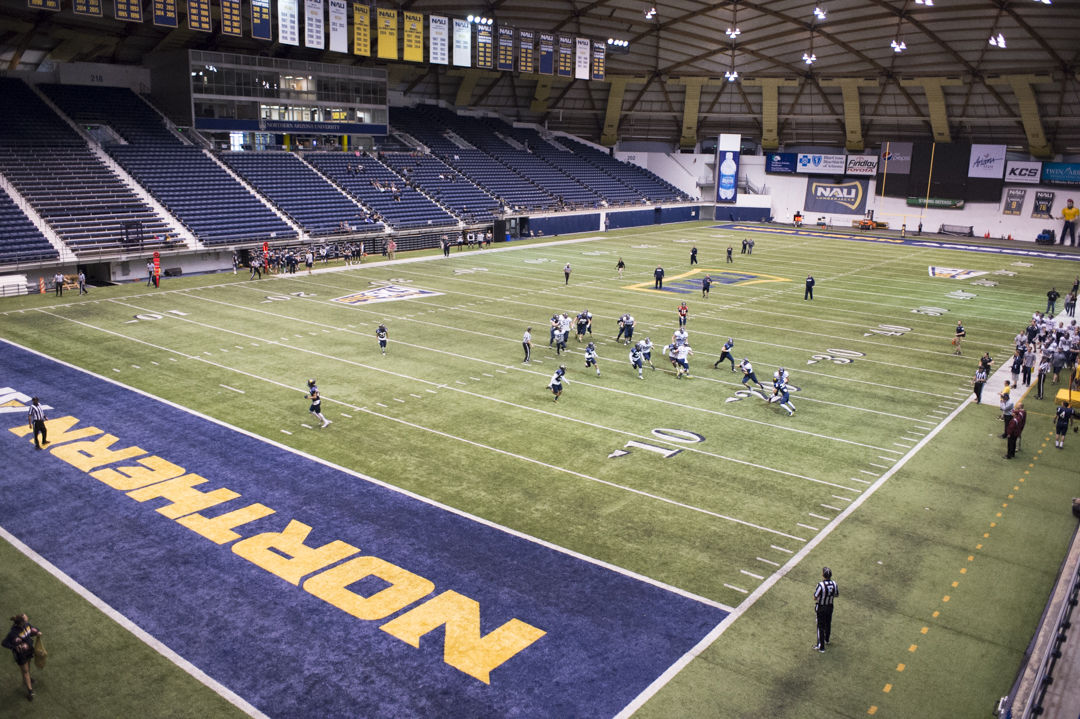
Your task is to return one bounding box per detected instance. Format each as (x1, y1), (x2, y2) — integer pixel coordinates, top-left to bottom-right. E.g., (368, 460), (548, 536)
(988, 31), (1006, 47)
(803, 52), (816, 64)
(726, 26), (741, 38)
(813, 6), (826, 21)
(644, 6), (656, 19)
(725, 69), (739, 82)
(890, 38), (907, 52)
(914, 0), (933, 5)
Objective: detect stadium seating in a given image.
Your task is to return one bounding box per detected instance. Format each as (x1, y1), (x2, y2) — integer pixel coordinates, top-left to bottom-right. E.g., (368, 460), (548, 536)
(220, 152), (379, 237)
(38, 83), (182, 146)
(304, 151), (456, 230)
(0, 190), (57, 263)
(378, 152), (499, 224)
(107, 146), (296, 245)
(560, 138), (686, 202)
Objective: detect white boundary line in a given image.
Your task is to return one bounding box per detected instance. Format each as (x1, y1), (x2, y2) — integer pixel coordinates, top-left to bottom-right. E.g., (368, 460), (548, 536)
(0, 525), (269, 719)
(614, 391), (975, 718)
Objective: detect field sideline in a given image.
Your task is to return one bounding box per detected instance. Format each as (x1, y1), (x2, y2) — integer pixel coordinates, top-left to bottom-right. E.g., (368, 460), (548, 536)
(1, 220), (1077, 718)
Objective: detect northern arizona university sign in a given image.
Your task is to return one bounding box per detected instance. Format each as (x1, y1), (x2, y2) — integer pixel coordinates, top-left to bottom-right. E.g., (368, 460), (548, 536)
(803, 178), (869, 214)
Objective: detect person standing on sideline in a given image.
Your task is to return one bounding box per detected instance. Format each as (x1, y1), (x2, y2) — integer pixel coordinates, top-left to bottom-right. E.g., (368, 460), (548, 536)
(1000, 384), (1014, 439)
(748, 238), (755, 254)
(376, 324), (388, 355)
(1055, 401), (1074, 449)
(548, 364), (568, 402)
(249, 257), (261, 280)
(677, 301), (689, 328)
(973, 365), (988, 404)
(702, 274), (712, 299)
(563, 263), (572, 285)
(3, 614), (41, 701)
(813, 567), (838, 653)
(1060, 199), (1078, 246)
(1022, 345), (1036, 387)
(146, 260), (154, 286)
(53, 271), (64, 297)
(522, 327), (532, 363)
(1036, 353), (1052, 400)
(689, 246), (698, 265)
(78, 270), (88, 295)
(654, 265), (665, 289)
(1047, 287), (1060, 316)
(307, 380), (331, 428)
(726, 246), (734, 263)
(27, 397), (48, 450)
(616, 257), (625, 279)
(804, 274), (815, 300)
(1010, 350), (1023, 388)
(232, 253), (239, 274)
(741, 238), (748, 254)
(1004, 405), (1023, 459)
(953, 321), (966, 355)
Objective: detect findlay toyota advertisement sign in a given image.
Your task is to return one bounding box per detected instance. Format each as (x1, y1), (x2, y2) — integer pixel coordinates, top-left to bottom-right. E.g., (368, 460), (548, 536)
(846, 155), (879, 176)
(803, 178), (869, 214)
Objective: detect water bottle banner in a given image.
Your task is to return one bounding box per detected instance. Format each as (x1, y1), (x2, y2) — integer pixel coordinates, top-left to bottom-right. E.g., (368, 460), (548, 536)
(715, 150), (740, 204)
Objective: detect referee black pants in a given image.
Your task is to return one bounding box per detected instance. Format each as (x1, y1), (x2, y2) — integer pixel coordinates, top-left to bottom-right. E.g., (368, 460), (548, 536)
(523, 342), (531, 363)
(815, 604), (833, 647)
(32, 419), (47, 449)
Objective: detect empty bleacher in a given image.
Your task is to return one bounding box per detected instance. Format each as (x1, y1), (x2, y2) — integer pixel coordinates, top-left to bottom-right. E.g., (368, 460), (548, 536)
(561, 138), (686, 202)
(39, 83), (182, 147)
(0, 190), (57, 264)
(378, 152), (499, 224)
(108, 145), (296, 245)
(220, 152), (378, 237)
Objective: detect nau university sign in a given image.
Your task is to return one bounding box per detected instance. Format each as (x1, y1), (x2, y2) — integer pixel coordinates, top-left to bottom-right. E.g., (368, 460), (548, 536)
(803, 178), (869, 215)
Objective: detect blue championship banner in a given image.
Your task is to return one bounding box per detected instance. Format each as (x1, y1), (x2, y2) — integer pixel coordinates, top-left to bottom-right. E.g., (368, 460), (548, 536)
(220, 0), (242, 37)
(187, 0), (212, 32)
(27, 0), (60, 11)
(537, 32), (555, 75)
(0, 340), (727, 718)
(476, 24), (494, 69)
(153, 0), (178, 27)
(115, 0), (144, 22)
(518, 29), (535, 74)
(590, 41), (605, 81)
(557, 35), (573, 77)
(73, 0), (102, 16)
(251, 0), (272, 40)
(497, 26), (515, 71)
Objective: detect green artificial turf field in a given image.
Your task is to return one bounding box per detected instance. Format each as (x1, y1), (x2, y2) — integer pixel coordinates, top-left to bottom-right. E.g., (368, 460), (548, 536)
(1, 221), (1078, 718)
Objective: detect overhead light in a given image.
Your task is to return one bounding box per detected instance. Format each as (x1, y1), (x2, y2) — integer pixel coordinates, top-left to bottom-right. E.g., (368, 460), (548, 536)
(1032, 0), (1050, 4)
(915, 0), (933, 4)
(988, 32), (1006, 47)
(606, 38), (628, 47)
(802, 52), (817, 64)
(468, 15), (492, 25)
(726, 26), (741, 38)
(724, 69), (739, 82)
(644, 6), (656, 19)
(813, 6), (826, 20)
(890, 39), (906, 52)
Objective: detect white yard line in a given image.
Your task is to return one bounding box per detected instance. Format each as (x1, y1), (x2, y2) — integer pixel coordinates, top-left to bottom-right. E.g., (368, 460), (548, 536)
(219, 384), (245, 394)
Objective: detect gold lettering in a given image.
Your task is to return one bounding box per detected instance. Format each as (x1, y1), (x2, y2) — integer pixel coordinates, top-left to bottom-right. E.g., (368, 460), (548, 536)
(304, 556), (433, 620)
(126, 474), (239, 518)
(10, 415), (102, 444)
(50, 433), (146, 471)
(91, 455), (186, 490)
(232, 520), (358, 585)
(177, 503), (276, 544)
(380, 590), (546, 684)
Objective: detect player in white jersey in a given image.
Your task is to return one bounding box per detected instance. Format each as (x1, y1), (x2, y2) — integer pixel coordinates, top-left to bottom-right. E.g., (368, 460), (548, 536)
(674, 344), (693, 378)
(549, 365), (568, 401)
(640, 337), (656, 370)
(584, 342), (600, 376)
(672, 327), (688, 347)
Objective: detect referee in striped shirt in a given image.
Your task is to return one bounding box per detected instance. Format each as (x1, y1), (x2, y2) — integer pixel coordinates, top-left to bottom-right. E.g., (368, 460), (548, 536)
(27, 397), (48, 450)
(813, 567), (838, 653)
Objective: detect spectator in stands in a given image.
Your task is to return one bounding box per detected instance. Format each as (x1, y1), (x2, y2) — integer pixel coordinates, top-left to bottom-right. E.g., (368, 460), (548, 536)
(1060, 199), (1078, 246)
(53, 271), (64, 297)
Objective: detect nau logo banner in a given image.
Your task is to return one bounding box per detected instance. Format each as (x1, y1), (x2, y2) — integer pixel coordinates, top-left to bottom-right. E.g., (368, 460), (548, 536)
(1032, 190), (1055, 218)
(968, 144), (1007, 179)
(803, 178), (868, 214)
(1003, 188), (1025, 216)
(333, 284), (443, 306)
(1005, 160), (1041, 184)
(928, 266), (988, 280)
(797, 153), (846, 175)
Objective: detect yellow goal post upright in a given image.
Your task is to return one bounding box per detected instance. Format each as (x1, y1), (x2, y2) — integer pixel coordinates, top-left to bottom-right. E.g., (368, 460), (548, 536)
(870, 140), (936, 232)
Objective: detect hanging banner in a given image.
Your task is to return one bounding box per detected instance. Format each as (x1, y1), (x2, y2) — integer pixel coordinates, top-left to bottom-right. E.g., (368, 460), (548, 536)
(538, 32), (554, 75)
(1002, 188), (1026, 216)
(878, 141), (913, 175)
(1004, 160), (1041, 184)
(402, 11), (423, 62)
(352, 4), (370, 56)
(1042, 163), (1080, 186)
(518, 29), (535, 74)
(251, 0), (272, 40)
(304, 0), (324, 49)
(328, 0), (347, 53)
(279, 0), (299, 45)
(28, 0), (60, 10)
(115, 0), (143, 22)
(1032, 191), (1055, 218)
(804, 178), (869, 214)
(497, 27), (515, 72)
(591, 41), (605, 81)
(557, 35), (573, 78)
(476, 24), (493, 69)
(187, 0), (211, 31)
(151, 0), (177, 26)
(429, 15), (449, 65)
(452, 18), (471, 67)
(73, 0), (102, 16)
(715, 135), (741, 204)
(220, 0), (242, 36)
(574, 38), (590, 80)
(797, 153), (846, 175)
(845, 155), (878, 176)
(376, 8), (397, 60)
(968, 144), (1007, 179)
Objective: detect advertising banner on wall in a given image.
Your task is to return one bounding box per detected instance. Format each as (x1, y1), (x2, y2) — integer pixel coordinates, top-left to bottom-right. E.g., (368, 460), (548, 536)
(968, 144), (1007, 179)
(1032, 191), (1055, 218)
(906, 196), (965, 209)
(878, 141), (913, 175)
(1003, 188), (1026, 216)
(797, 153), (846, 175)
(1004, 160), (1041, 184)
(803, 178), (869, 214)
(1042, 163), (1080, 186)
(765, 153), (797, 174)
(714, 134), (741, 205)
(846, 155), (878, 176)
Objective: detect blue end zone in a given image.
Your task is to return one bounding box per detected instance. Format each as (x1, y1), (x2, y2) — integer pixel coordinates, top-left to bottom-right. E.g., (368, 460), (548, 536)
(712, 223), (1080, 261)
(0, 341), (727, 718)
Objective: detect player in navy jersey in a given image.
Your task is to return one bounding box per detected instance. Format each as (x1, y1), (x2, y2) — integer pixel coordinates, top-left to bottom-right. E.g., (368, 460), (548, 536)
(376, 324), (388, 355)
(702, 274), (712, 299)
(629, 343), (645, 379)
(549, 365), (568, 401)
(549, 313), (559, 346)
(640, 337), (656, 370)
(1055, 401), (1074, 449)
(584, 342), (600, 376)
(739, 358), (764, 390)
(714, 338), (736, 371)
(772, 375), (796, 416)
(307, 380), (331, 428)
(576, 311), (590, 342)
